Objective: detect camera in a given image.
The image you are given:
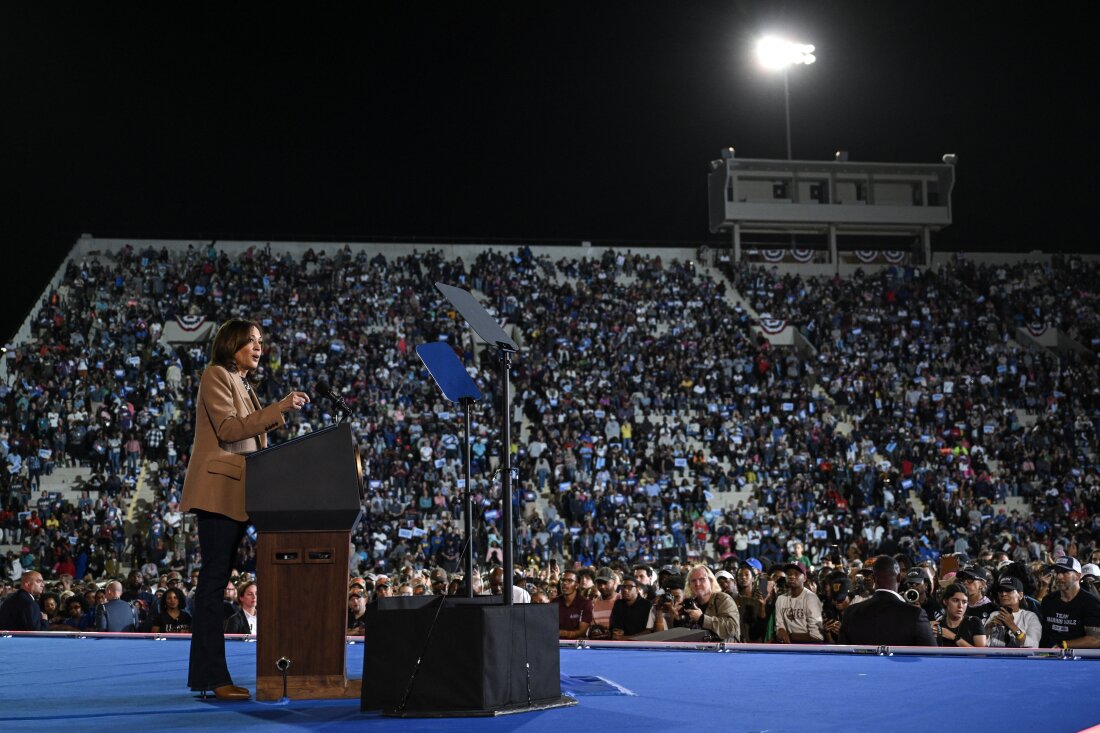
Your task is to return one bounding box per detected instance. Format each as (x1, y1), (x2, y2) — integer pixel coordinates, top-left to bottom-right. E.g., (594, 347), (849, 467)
(680, 599), (697, 612)
(902, 588), (920, 604)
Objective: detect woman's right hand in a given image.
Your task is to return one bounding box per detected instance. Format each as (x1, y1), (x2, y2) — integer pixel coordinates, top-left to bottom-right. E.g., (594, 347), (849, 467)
(278, 391), (310, 414)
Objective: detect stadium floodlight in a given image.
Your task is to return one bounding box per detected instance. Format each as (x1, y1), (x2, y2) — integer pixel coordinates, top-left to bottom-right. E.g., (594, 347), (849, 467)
(756, 37), (816, 70)
(755, 36), (816, 160)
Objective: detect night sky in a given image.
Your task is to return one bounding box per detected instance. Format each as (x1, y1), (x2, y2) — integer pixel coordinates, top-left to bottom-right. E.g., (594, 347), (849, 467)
(3, 2), (1097, 339)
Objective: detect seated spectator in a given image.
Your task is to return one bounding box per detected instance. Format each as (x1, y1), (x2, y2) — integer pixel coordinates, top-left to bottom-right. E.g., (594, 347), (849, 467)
(610, 577), (652, 639)
(57, 596), (85, 630)
(984, 576), (1040, 647)
(1080, 563), (1100, 600)
(150, 587), (192, 633)
(931, 583), (987, 647)
(957, 566), (995, 623)
(651, 577), (688, 632)
(556, 570), (593, 640)
(39, 592), (61, 624)
(95, 580), (138, 632)
(428, 568), (449, 596)
(224, 581), (257, 635)
(775, 563), (822, 644)
(79, 588), (106, 630)
(488, 566), (531, 604)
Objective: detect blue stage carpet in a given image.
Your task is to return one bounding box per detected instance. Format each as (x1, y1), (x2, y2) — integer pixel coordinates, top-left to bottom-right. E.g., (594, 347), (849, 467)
(1, 637), (1098, 732)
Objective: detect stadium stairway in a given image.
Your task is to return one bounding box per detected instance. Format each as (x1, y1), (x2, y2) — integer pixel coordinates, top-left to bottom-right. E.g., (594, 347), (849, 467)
(126, 460), (156, 526)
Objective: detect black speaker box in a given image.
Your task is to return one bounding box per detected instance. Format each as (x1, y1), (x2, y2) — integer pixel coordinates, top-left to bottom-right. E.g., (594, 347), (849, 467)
(361, 596), (573, 716)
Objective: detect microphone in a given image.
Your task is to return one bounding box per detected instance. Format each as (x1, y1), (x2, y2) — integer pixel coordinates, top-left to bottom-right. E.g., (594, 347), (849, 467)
(315, 381), (352, 417)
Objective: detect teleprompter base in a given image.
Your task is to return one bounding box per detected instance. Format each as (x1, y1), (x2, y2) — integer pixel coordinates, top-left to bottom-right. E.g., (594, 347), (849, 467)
(362, 597), (565, 717)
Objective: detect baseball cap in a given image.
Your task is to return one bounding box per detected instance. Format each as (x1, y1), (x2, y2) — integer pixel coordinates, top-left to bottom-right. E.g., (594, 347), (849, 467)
(595, 567), (616, 583)
(828, 577), (852, 601)
(1049, 556), (1083, 574)
(1081, 563), (1100, 579)
(744, 557), (764, 572)
(901, 569), (927, 586)
(956, 565), (990, 583)
(783, 562), (808, 576)
(993, 576), (1023, 593)
(714, 570), (735, 582)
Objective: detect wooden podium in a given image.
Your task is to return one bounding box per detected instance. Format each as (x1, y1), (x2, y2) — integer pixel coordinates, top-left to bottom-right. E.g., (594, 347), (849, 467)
(245, 423), (363, 701)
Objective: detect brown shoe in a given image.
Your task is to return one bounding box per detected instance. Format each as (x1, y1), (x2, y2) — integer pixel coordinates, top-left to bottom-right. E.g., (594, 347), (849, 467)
(212, 684), (251, 701)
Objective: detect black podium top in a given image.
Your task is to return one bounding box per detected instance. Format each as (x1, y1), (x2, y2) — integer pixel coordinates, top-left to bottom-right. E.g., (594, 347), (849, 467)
(245, 423), (363, 532)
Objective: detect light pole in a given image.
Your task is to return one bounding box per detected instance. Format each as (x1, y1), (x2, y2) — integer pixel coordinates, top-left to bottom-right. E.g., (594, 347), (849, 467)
(756, 36), (816, 160)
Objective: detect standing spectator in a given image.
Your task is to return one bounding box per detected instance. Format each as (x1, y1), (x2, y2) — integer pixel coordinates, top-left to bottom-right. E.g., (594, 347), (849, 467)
(125, 433), (142, 474)
(774, 562), (823, 643)
(733, 564), (768, 642)
(838, 557), (935, 647)
(0, 571), (51, 631)
(1039, 556), (1100, 649)
(588, 566), (619, 639)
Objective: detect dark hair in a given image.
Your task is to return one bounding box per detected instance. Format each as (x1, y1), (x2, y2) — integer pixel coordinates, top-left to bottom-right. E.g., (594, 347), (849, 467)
(163, 587), (187, 609)
(209, 319), (263, 375)
(941, 582), (968, 602)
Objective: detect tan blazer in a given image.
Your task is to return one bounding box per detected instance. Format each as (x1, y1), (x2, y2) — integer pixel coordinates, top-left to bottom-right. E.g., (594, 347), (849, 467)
(180, 365), (285, 521)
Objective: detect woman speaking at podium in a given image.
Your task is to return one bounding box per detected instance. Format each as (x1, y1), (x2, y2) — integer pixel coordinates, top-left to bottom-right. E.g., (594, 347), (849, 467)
(181, 319), (309, 701)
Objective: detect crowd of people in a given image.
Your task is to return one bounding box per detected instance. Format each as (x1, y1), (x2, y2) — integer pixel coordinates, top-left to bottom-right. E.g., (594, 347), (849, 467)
(2, 242), (1100, 651)
(5, 547), (1100, 652)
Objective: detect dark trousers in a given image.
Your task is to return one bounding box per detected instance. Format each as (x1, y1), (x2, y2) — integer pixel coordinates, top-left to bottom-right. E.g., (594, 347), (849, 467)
(188, 509), (246, 690)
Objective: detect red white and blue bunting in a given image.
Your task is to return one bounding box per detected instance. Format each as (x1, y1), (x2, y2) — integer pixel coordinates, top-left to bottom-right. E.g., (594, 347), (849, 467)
(759, 318), (788, 334)
(854, 250), (877, 263)
(1026, 320), (1048, 338)
(883, 250), (906, 264)
(175, 315), (208, 331)
(761, 249), (785, 263)
(791, 249), (814, 263)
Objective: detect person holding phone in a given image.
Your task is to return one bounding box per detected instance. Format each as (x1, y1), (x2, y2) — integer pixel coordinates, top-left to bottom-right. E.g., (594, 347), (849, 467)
(984, 576), (1041, 647)
(931, 583), (987, 647)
